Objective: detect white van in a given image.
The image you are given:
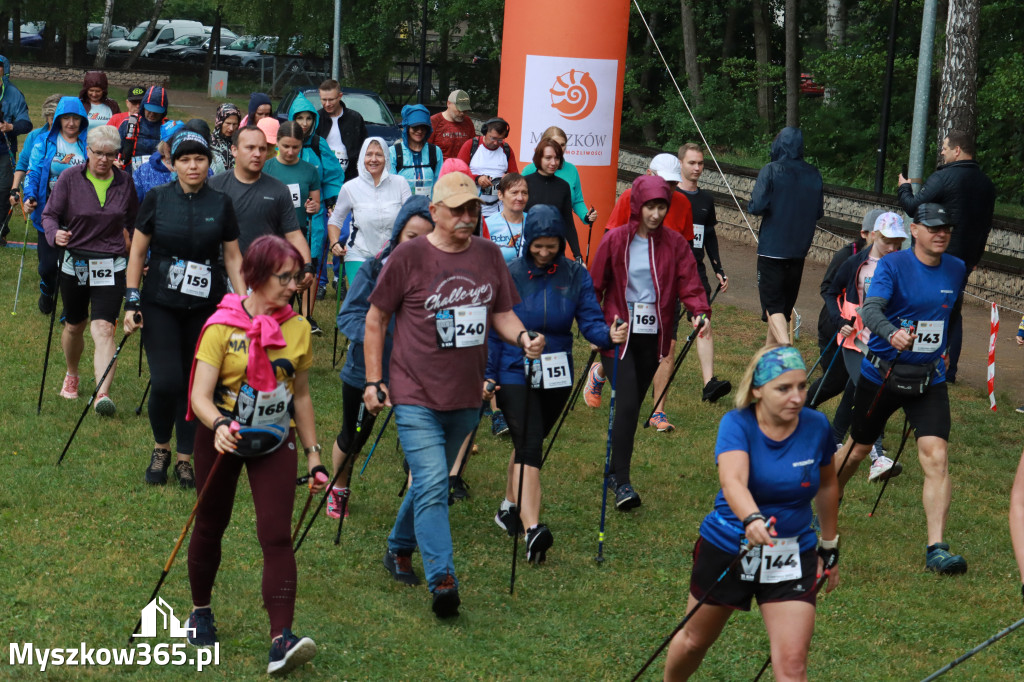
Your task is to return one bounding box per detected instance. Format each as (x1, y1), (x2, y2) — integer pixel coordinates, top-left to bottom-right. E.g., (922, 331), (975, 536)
(107, 20), (204, 55)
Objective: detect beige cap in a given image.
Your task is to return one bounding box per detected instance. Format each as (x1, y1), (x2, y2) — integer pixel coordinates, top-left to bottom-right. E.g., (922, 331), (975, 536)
(448, 89), (472, 112)
(432, 172), (481, 207)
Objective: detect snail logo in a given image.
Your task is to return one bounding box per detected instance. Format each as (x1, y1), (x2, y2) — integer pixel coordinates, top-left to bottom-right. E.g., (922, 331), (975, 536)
(549, 69), (598, 121)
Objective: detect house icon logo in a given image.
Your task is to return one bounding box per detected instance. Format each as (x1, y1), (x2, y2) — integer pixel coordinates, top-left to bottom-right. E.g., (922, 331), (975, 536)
(132, 597), (196, 639)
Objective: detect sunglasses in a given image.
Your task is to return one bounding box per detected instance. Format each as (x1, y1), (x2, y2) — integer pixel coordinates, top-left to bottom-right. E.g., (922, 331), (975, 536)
(921, 224), (952, 234)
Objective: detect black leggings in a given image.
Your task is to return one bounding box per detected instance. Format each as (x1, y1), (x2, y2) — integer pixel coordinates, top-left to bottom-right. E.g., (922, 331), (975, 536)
(601, 334), (660, 486)
(142, 300), (214, 454)
(335, 380), (379, 458)
(496, 383), (572, 468)
(36, 231), (59, 299)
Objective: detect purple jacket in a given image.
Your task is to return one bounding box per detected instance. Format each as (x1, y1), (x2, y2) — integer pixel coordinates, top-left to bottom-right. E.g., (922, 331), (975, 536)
(43, 164), (138, 255)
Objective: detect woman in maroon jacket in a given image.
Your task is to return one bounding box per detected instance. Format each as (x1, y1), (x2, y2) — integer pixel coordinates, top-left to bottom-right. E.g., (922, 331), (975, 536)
(590, 175), (709, 510)
(79, 71), (121, 130)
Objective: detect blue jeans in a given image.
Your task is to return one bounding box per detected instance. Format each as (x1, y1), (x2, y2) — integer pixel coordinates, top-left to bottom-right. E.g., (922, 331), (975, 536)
(387, 404), (478, 590)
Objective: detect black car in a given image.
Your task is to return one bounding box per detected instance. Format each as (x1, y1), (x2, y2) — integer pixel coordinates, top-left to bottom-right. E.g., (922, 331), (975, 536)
(275, 87), (401, 147)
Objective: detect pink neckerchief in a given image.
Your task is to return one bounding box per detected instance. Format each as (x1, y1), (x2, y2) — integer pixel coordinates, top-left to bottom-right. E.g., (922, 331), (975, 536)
(185, 293), (297, 420)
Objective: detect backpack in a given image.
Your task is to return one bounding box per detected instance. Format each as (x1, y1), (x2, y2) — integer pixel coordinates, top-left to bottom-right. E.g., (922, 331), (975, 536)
(394, 142), (440, 173)
(470, 137), (512, 162)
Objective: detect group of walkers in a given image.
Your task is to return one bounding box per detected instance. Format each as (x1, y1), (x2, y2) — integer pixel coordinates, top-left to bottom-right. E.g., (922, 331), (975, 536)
(3, 59), (1019, 679)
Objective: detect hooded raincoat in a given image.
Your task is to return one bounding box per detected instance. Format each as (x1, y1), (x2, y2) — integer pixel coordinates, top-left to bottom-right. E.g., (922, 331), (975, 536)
(286, 94), (344, 253)
(25, 97), (89, 231)
(211, 102), (240, 171)
(0, 56), (32, 157)
(79, 71), (120, 129)
(388, 104), (443, 197)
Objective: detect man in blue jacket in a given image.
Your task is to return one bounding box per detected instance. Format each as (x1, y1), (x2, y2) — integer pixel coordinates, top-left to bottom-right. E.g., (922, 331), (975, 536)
(748, 126), (824, 346)
(0, 55), (33, 245)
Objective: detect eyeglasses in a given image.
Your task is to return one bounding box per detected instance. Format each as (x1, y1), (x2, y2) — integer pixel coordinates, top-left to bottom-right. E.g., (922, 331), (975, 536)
(273, 271), (304, 286)
(89, 148), (118, 160)
(921, 224), (952, 234)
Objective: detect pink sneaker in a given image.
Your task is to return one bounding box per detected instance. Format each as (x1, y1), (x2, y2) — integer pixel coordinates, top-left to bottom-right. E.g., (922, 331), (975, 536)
(59, 374), (79, 400)
(583, 363), (606, 408)
(326, 487), (350, 519)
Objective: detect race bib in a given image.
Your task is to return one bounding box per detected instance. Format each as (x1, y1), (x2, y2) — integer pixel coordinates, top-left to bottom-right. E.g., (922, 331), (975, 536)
(911, 320), (944, 354)
(333, 150), (348, 169)
(631, 302), (658, 334)
(181, 261), (212, 298)
(73, 259), (89, 286)
(414, 183), (431, 197)
(692, 224), (705, 250)
(287, 183), (302, 208)
(760, 537), (801, 583)
(88, 258), (115, 286)
(435, 307), (488, 349)
(540, 352), (572, 389)
(236, 382), (291, 427)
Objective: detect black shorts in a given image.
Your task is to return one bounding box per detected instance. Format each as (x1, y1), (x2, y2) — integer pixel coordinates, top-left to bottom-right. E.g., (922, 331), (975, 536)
(849, 378), (950, 445)
(689, 536), (818, 611)
(335, 381), (378, 458)
(59, 270), (126, 325)
(496, 383), (572, 469)
(757, 256), (804, 321)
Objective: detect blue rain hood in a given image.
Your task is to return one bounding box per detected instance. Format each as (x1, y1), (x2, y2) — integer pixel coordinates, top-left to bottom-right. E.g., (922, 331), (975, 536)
(521, 204), (567, 271)
(770, 126), (805, 162)
(287, 93), (320, 146)
(247, 92), (272, 120)
(399, 104), (432, 146)
(47, 97), (89, 145)
(382, 195), (432, 261)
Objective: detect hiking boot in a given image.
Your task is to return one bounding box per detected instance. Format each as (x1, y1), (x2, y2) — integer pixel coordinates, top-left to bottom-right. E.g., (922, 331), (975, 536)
(38, 292), (54, 315)
(431, 573), (460, 618)
(94, 393), (116, 416)
(583, 362), (606, 408)
(174, 460), (196, 489)
(648, 411), (675, 432)
(702, 377), (732, 403)
(868, 455), (903, 482)
(145, 447), (172, 485)
(525, 524), (554, 564)
(316, 284), (326, 301)
(383, 550), (421, 586)
(926, 543), (967, 575)
(491, 410), (509, 436)
(267, 628), (317, 676)
(326, 486), (350, 519)
(186, 607), (218, 647)
(59, 373), (79, 400)
(449, 475), (469, 502)
(615, 483), (642, 511)
(494, 502), (521, 537)
(308, 317), (323, 336)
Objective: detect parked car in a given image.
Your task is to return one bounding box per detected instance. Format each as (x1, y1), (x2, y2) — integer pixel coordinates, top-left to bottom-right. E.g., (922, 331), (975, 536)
(107, 20), (204, 55)
(144, 28), (237, 59)
(85, 23), (129, 55)
(215, 35), (275, 70)
(800, 73), (825, 97)
(275, 87), (401, 147)
(7, 21), (45, 49)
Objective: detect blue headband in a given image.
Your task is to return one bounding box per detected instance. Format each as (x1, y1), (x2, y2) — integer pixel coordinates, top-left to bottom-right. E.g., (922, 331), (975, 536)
(170, 130), (208, 157)
(752, 346), (806, 387)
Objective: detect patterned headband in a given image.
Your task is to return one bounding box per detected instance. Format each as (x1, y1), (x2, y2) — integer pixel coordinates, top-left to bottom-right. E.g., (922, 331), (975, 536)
(753, 346), (806, 387)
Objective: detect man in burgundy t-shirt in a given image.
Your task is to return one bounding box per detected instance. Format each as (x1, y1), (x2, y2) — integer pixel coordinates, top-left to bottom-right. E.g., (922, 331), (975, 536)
(363, 173), (545, 618)
(429, 90), (476, 159)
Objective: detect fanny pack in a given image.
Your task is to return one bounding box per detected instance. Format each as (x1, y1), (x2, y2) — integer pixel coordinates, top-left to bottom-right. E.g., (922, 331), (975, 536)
(867, 352), (937, 396)
(233, 423), (288, 458)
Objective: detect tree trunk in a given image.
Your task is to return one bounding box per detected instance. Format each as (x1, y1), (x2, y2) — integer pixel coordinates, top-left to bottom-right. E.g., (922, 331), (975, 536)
(937, 0), (980, 161)
(93, 0), (116, 68)
(721, 4), (739, 63)
(626, 33), (658, 145)
(203, 5), (223, 75)
(752, 0), (774, 132)
(785, 0), (799, 127)
(11, 5), (21, 58)
(825, 0), (846, 47)
(679, 0), (702, 106)
(123, 0), (167, 70)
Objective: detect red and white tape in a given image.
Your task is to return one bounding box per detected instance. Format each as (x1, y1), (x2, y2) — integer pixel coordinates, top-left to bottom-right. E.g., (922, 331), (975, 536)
(988, 302), (999, 411)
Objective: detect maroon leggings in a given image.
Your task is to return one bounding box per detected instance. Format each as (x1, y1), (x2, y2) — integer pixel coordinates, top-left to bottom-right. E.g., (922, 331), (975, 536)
(187, 423), (298, 639)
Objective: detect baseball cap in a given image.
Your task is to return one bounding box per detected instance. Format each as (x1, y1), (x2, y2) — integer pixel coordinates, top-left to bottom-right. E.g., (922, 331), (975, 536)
(914, 203), (952, 228)
(872, 212), (908, 239)
(256, 116), (279, 145)
(126, 85), (147, 102)
(159, 120), (184, 143)
(142, 86), (167, 114)
(649, 153), (682, 183)
(432, 172), (480, 208)
(448, 89), (472, 112)
(860, 208), (885, 234)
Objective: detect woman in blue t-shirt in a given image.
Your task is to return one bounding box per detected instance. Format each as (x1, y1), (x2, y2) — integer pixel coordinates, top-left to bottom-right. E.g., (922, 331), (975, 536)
(663, 345), (840, 682)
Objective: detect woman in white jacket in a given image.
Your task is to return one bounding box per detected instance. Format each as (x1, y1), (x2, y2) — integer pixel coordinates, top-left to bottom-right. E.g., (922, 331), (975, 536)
(328, 136), (412, 285)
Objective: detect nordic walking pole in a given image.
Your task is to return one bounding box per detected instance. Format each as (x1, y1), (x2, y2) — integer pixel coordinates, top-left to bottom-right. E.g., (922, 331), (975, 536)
(135, 379), (151, 416)
(357, 407), (394, 476)
(805, 335), (837, 379)
(510, 339), (538, 595)
(10, 208), (30, 315)
(36, 249), (62, 415)
(809, 340), (842, 407)
(596, 339), (620, 564)
(332, 268), (344, 367)
(751, 567), (833, 681)
(453, 380), (496, 483)
(541, 349), (598, 467)
(919, 615), (1024, 682)
(868, 417), (913, 517)
(643, 283), (722, 427)
(293, 471), (329, 544)
(129, 442), (231, 643)
(56, 315), (140, 466)
(631, 542), (754, 681)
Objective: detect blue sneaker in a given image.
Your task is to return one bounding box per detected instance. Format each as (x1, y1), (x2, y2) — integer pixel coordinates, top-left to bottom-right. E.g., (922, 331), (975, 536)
(267, 628), (316, 676)
(926, 543), (967, 575)
(186, 607), (218, 647)
(615, 483), (642, 511)
(491, 410), (509, 437)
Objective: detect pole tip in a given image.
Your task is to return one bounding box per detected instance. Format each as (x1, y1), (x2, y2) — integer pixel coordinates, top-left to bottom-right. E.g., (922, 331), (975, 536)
(594, 555), (604, 564)
(867, 512), (874, 517)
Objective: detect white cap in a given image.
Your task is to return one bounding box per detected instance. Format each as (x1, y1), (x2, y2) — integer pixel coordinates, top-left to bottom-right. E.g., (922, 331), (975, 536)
(649, 153), (682, 182)
(873, 212), (909, 239)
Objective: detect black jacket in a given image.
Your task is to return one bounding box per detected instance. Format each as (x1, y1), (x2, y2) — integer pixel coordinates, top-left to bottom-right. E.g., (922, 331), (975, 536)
(523, 172), (581, 259)
(897, 159), (995, 271)
(316, 106), (368, 183)
(816, 239), (863, 348)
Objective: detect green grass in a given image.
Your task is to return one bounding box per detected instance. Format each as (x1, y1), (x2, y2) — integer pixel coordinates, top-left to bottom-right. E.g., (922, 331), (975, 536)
(2, 238), (1023, 680)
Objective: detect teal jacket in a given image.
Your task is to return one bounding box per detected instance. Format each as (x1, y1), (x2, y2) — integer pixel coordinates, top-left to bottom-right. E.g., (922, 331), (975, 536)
(287, 94), (344, 252)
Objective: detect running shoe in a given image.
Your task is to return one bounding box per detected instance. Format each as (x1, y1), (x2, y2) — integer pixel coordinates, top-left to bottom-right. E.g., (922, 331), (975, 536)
(648, 411), (675, 432)
(383, 550), (421, 585)
(186, 607), (218, 647)
(316, 284), (326, 301)
(94, 393), (116, 416)
(38, 292), (53, 315)
(308, 317), (323, 336)
(431, 573), (460, 618)
(326, 486), (350, 519)
(449, 475), (469, 502)
(267, 628), (317, 676)
(615, 483), (642, 511)
(868, 455), (903, 482)
(702, 377), (732, 403)
(583, 362), (606, 408)
(494, 502), (521, 537)
(145, 447), (172, 485)
(59, 373), (79, 400)
(525, 524), (554, 564)
(926, 543), (968, 575)
(1017, 404), (1024, 414)
(491, 410), (509, 436)
(174, 460), (196, 490)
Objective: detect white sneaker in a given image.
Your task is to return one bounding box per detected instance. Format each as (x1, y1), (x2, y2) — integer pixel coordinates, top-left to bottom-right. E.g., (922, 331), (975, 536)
(868, 455), (902, 482)
(868, 445), (880, 461)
